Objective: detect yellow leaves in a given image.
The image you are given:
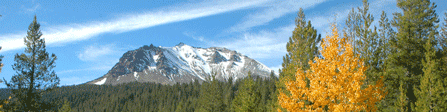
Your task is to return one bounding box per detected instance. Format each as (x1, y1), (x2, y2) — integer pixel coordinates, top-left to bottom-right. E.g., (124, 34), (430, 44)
(278, 25), (385, 111)
(0, 96), (11, 112)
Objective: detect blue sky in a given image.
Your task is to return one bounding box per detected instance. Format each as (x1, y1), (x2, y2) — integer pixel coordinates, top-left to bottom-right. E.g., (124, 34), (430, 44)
(0, 0), (446, 87)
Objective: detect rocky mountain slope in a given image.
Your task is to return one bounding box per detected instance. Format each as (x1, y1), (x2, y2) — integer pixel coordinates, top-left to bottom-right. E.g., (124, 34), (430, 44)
(86, 43), (275, 85)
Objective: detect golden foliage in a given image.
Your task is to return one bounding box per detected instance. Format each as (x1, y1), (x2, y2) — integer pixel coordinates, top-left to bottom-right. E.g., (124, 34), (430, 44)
(278, 26), (385, 112)
(0, 96), (11, 112)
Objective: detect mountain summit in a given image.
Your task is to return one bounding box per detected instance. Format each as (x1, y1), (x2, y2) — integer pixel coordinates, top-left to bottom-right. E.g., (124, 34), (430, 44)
(87, 43), (275, 85)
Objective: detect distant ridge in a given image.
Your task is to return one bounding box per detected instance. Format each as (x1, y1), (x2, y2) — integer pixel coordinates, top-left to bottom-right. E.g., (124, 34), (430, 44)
(86, 43), (275, 85)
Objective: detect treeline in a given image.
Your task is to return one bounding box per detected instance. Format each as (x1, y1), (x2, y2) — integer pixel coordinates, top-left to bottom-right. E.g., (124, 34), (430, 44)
(1, 73), (277, 112)
(1, 0), (447, 111)
(36, 74), (276, 112)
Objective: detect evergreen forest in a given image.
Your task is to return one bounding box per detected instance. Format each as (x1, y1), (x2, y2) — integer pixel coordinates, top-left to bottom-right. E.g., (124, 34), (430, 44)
(1, 0), (447, 111)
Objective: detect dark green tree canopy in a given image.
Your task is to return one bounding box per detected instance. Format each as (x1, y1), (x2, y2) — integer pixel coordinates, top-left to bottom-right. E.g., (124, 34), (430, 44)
(4, 15), (59, 111)
(387, 0), (442, 111)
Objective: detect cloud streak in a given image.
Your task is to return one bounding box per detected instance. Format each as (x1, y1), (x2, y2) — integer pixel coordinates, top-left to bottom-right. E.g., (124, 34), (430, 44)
(219, 24), (294, 59)
(21, 0), (40, 13)
(0, 0), (270, 53)
(183, 31), (209, 43)
(228, 0), (326, 33)
(309, 0), (396, 38)
(215, 0), (396, 71)
(58, 66), (112, 74)
(78, 44), (117, 61)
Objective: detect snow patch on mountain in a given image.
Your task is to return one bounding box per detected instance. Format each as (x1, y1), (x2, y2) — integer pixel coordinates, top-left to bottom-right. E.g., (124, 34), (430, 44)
(219, 51), (231, 60)
(87, 43), (275, 85)
(94, 78), (107, 85)
(148, 66), (156, 70)
(153, 54), (160, 63)
(134, 72), (139, 80)
(255, 60), (272, 73)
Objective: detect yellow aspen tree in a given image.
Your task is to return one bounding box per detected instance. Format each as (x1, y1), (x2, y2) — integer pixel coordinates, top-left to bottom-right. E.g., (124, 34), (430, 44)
(278, 25), (386, 112)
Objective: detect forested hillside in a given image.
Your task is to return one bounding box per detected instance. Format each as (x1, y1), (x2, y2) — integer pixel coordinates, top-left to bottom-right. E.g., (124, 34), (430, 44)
(1, 0), (447, 111)
(17, 74), (275, 112)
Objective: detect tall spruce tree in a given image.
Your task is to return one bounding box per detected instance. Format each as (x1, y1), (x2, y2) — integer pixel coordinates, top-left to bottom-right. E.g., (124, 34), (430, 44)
(3, 16), (60, 111)
(344, 7), (361, 55)
(442, 12), (447, 55)
(343, 2), (394, 111)
(388, 0), (440, 110)
(196, 75), (224, 112)
(277, 8), (320, 111)
(442, 12), (447, 49)
(377, 11), (395, 71)
(232, 73), (260, 112)
(396, 79), (408, 111)
(281, 8), (321, 77)
(58, 100), (72, 112)
(357, 0), (380, 76)
(414, 30), (446, 111)
(376, 10), (398, 112)
(442, 12), (447, 76)
(343, 0), (383, 84)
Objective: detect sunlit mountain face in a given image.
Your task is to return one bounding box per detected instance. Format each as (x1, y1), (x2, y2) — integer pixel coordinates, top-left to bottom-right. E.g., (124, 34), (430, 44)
(87, 43), (275, 85)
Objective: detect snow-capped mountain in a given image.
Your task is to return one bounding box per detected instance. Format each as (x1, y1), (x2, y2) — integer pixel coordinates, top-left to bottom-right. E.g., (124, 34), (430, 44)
(86, 43), (275, 85)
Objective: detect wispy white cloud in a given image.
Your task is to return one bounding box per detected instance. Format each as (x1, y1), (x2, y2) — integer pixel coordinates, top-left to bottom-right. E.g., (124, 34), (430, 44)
(217, 0), (396, 61)
(219, 24), (294, 59)
(0, 0), (270, 53)
(310, 9), (351, 37)
(184, 24), (292, 60)
(228, 0), (327, 33)
(60, 75), (101, 86)
(310, 0), (396, 38)
(23, 3), (40, 12)
(183, 31), (209, 43)
(59, 76), (82, 86)
(59, 66), (112, 74)
(78, 44), (117, 61)
(20, 0), (40, 13)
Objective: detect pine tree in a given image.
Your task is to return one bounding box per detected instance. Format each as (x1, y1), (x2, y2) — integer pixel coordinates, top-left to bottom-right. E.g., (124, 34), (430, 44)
(375, 10), (398, 111)
(280, 8), (321, 79)
(232, 72), (260, 112)
(414, 24), (446, 111)
(222, 77), (235, 111)
(377, 11), (395, 70)
(3, 16), (60, 111)
(343, 0), (382, 85)
(441, 12), (447, 50)
(343, 5), (361, 56)
(388, 0), (439, 110)
(196, 75), (224, 112)
(277, 8), (321, 111)
(396, 79), (407, 112)
(441, 12), (447, 66)
(58, 100), (72, 112)
(357, 0), (381, 82)
(278, 26), (385, 111)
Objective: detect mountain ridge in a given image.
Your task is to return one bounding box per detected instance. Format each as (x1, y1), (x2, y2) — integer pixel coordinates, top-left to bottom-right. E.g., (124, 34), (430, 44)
(86, 43), (275, 85)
